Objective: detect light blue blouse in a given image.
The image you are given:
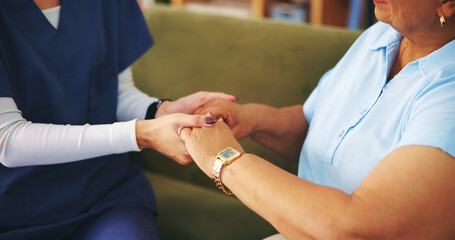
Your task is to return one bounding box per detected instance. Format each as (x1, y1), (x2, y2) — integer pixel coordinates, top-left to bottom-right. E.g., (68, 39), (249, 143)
(300, 22), (455, 194)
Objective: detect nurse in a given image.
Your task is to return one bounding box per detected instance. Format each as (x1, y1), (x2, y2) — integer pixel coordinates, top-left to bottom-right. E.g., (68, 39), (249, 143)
(0, 0), (235, 239)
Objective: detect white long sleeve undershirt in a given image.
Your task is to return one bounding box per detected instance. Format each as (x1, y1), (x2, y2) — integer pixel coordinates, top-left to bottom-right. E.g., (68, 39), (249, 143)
(0, 67), (157, 168)
(0, 6), (158, 167)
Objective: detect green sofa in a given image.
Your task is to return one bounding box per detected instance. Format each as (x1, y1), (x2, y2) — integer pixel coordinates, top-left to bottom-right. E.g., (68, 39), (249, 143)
(131, 6), (360, 240)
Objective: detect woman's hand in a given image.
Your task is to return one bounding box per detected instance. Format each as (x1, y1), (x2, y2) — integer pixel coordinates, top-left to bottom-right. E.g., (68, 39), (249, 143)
(198, 101), (308, 161)
(194, 99), (257, 139)
(136, 113), (218, 165)
(179, 120), (244, 177)
(155, 91), (238, 118)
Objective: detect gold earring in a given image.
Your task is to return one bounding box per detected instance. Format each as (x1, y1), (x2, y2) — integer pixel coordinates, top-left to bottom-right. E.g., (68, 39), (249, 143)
(440, 15), (446, 27)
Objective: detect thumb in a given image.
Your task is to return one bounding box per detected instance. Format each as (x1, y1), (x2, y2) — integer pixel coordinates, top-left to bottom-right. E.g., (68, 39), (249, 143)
(179, 127), (192, 142)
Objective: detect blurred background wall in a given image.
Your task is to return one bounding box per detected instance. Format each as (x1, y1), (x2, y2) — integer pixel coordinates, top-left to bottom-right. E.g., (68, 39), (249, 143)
(138, 0), (377, 30)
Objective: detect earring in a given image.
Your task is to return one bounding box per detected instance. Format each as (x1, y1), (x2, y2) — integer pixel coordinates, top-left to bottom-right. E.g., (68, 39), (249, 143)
(440, 15), (446, 27)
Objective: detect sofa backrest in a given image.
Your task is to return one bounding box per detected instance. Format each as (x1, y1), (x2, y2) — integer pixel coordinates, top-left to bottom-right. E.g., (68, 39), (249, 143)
(132, 6), (361, 188)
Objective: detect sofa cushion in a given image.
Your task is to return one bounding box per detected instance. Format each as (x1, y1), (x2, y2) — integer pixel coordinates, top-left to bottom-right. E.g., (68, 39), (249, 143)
(132, 5), (360, 188)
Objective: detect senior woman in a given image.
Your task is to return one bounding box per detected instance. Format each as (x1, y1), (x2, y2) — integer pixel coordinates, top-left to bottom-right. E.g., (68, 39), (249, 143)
(180, 0), (455, 239)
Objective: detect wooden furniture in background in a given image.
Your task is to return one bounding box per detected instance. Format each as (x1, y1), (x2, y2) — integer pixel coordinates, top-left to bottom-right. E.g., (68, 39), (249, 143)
(170, 0), (350, 26)
(171, 0), (266, 18)
(310, 0), (349, 27)
(251, 0), (266, 18)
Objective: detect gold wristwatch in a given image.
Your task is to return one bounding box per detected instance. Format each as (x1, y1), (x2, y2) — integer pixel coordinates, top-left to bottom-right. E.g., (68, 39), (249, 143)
(213, 147), (243, 195)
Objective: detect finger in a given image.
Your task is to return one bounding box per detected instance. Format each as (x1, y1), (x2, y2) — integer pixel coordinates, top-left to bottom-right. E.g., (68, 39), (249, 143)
(195, 91), (238, 104)
(194, 106), (228, 120)
(177, 114), (218, 129)
(177, 155), (193, 165)
(170, 151), (193, 165)
(207, 92), (238, 102)
(177, 126), (189, 139)
(215, 119), (231, 128)
(194, 106), (211, 115)
(195, 108), (231, 128)
(204, 112), (225, 124)
(179, 127), (192, 141)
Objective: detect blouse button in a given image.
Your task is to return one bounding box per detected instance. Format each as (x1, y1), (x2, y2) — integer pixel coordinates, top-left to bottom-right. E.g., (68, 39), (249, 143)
(338, 130), (345, 137)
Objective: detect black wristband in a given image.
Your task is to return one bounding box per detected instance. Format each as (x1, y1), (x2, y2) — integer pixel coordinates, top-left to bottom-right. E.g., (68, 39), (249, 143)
(145, 99), (171, 119)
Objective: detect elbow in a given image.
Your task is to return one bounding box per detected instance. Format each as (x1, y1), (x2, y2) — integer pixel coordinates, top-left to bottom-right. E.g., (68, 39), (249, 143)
(0, 137), (24, 168)
(274, 197), (410, 240)
(328, 209), (409, 240)
(0, 120), (29, 168)
(0, 139), (20, 168)
(0, 112), (29, 168)
(0, 154), (21, 168)
(0, 159), (18, 168)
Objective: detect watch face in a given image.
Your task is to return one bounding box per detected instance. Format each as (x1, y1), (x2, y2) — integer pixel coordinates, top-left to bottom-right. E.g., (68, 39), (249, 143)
(217, 147), (241, 164)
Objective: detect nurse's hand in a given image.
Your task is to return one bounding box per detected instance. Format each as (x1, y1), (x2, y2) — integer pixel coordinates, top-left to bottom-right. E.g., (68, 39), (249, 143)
(136, 113), (218, 165)
(155, 91), (238, 118)
(179, 120), (244, 177)
(194, 98), (256, 139)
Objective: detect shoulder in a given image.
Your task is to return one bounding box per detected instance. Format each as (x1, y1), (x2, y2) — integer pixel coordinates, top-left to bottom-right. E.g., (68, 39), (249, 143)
(410, 63), (455, 115)
(400, 63), (455, 157)
(436, 62), (455, 80)
(420, 62), (455, 98)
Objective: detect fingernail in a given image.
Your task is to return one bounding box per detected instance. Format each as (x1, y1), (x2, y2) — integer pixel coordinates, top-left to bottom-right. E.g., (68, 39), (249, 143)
(205, 116), (218, 124)
(235, 96), (239, 101)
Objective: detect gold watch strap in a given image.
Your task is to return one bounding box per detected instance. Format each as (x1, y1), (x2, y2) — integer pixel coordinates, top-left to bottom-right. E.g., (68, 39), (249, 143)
(213, 158), (233, 195)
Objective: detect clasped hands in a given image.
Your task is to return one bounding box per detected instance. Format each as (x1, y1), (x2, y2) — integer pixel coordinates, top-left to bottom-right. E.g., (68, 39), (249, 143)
(135, 92), (252, 177)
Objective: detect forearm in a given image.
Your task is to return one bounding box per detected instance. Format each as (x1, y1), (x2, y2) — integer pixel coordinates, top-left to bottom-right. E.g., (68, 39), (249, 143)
(184, 122), (455, 239)
(224, 149), (455, 239)
(222, 153), (365, 239)
(0, 98), (139, 167)
(247, 104), (308, 161)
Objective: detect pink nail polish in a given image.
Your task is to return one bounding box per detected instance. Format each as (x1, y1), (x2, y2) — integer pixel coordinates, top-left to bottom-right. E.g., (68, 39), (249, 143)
(205, 116), (217, 124)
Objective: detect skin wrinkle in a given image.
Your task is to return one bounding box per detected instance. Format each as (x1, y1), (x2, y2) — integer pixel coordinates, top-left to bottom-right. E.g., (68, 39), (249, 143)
(383, 0), (455, 80)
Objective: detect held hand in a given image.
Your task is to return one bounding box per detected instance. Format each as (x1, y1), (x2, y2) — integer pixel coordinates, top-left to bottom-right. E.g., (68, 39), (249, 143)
(155, 91), (238, 118)
(179, 120), (244, 177)
(194, 99), (256, 139)
(136, 113), (218, 165)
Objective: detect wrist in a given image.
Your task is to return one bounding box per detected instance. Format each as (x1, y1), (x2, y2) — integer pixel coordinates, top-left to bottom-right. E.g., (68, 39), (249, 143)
(135, 120), (147, 150)
(211, 147), (245, 195)
(155, 100), (172, 118)
(146, 99), (172, 119)
(135, 119), (159, 150)
(242, 104), (260, 135)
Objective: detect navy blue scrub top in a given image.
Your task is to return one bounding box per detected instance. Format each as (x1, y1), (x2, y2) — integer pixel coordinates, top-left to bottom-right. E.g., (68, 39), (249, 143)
(0, 0), (155, 237)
